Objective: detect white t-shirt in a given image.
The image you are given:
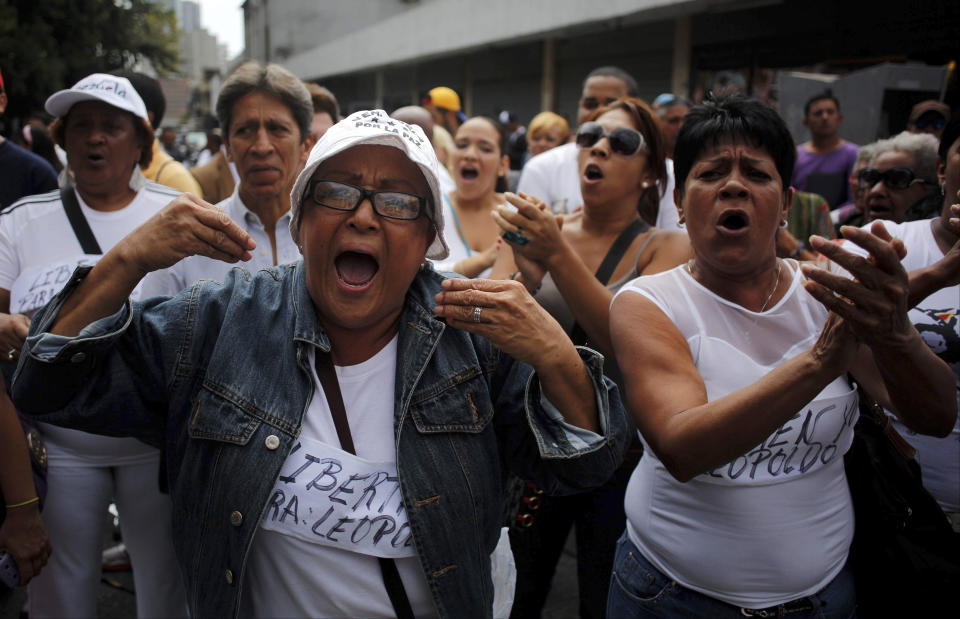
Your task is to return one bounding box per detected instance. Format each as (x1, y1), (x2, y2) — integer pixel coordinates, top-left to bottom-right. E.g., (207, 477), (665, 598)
(242, 336), (435, 618)
(0, 184), (179, 466)
(516, 142), (682, 231)
(850, 219), (960, 512)
(139, 188), (301, 298)
(614, 262), (858, 608)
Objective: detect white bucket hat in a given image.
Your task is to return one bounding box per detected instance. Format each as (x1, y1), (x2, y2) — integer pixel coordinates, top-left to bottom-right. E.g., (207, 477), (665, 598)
(45, 73), (149, 122)
(289, 109), (448, 260)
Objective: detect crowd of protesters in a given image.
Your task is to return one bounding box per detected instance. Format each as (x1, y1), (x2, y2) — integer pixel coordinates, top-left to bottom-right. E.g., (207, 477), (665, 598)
(0, 54), (957, 619)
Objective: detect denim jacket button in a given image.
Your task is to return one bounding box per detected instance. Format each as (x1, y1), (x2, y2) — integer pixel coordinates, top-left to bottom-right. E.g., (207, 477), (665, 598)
(224, 569), (234, 585)
(70, 352), (87, 363)
(264, 435), (280, 450)
(230, 511), (243, 526)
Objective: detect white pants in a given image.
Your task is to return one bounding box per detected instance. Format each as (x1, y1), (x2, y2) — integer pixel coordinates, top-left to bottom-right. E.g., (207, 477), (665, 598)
(28, 454), (188, 618)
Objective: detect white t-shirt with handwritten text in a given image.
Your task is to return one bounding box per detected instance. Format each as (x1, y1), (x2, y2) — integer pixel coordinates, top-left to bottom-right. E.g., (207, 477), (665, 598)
(615, 261), (858, 609)
(0, 185), (176, 466)
(242, 336), (435, 617)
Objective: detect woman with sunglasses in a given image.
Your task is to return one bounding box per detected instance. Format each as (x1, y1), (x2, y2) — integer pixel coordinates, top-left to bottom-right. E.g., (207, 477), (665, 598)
(606, 96), (955, 618)
(491, 98), (689, 618)
(432, 117), (510, 278)
(861, 131), (940, 224)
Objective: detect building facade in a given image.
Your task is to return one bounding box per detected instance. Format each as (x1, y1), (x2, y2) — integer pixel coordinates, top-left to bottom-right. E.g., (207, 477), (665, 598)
(240, 0), (958, 140)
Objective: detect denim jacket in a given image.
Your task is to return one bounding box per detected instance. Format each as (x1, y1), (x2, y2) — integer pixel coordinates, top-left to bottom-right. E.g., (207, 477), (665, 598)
(13, 262), (628, 618)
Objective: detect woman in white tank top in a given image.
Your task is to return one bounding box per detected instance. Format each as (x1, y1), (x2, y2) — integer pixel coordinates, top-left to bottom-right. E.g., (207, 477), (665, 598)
(606, 96), (956, 618)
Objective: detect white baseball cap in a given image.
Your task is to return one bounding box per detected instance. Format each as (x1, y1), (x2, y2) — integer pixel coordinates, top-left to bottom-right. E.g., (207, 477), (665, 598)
(290, 109), (448, 260)
(45, 73), (149, 122)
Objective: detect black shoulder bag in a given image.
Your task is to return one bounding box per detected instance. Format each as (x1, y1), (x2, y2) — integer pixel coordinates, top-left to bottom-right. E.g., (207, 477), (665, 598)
(845, 384), (960, 617)
(314, 349), (415, 619)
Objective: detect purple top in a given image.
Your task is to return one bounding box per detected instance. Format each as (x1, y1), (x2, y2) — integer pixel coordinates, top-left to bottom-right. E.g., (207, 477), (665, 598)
(791, 141), (859, 209)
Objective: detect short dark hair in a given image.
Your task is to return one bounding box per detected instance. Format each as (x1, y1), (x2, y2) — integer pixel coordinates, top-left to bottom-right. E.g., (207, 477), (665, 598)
(304, 83), (340, 122)
(673, 95), (796, 202)
(803, 90), (840, 117)
(217, 61), (313, 145)
(937, 112), (960, 161)
(585, 66), (639, 97)
(113, 71), (166, 130)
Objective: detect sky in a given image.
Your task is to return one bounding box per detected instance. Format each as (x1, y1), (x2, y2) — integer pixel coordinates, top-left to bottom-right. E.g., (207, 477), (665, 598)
(196, 0), (245, 58)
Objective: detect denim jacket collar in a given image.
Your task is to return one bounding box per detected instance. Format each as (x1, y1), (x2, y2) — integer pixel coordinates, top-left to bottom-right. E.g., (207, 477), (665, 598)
(290, 259), (448, 354)
(291, 260), (331, 352)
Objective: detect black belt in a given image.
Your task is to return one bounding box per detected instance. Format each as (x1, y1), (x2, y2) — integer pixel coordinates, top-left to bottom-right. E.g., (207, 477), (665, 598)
(739, 597), (817, 617)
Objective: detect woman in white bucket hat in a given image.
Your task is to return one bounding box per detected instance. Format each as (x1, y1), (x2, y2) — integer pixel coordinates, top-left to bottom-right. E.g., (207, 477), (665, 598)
(11, 109), (629, 617)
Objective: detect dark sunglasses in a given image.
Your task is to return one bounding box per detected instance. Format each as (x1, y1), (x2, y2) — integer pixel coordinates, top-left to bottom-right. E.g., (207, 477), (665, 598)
(307, 179), (426, 220)
(913, 116), (946, 131)
(579, 96), (619, 111)
(575, 122), (646, 157)
(857, 167), (928, 190)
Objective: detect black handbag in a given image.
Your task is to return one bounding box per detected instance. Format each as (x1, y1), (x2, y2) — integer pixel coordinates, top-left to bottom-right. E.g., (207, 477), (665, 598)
(844, 387), (960, 618)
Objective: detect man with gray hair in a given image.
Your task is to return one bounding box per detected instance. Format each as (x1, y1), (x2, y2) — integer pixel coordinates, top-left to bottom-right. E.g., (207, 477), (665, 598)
(142, 61), (312, 297)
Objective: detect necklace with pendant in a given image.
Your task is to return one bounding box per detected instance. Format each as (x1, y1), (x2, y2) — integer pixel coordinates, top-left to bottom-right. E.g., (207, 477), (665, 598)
(686, 258), (783, 315)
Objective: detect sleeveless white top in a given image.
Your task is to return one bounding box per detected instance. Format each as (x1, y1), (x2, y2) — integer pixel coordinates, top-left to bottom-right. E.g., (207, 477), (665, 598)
(614, 261), (858, 608)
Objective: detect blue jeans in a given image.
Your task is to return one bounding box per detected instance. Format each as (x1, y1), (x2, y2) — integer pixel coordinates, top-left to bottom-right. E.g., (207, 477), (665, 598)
(606, 533), (856, 619)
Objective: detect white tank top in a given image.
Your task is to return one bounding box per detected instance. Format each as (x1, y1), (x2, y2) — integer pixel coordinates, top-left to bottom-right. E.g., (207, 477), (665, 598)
(614, 261), (858, 608)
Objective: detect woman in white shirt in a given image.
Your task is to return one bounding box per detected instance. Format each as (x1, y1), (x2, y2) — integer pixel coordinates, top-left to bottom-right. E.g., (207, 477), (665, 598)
(432, 117), (510, 277)
(0, 74), (186, 618)
(606, 96), (956, 618)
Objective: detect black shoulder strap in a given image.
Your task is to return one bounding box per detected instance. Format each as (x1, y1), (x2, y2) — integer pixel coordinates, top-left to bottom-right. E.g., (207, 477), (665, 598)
(594, 217), (648, 284)
(569, 218), (649, 345)
(60, 187), (102, 255)
(314, 349), (415, 619)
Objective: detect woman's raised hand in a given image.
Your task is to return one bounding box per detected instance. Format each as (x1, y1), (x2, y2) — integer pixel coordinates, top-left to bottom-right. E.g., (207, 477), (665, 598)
(433, 277), (572, 367)
(494, 192), (565, 265)
(802, 222), (913, 350)
(118, 193), (256, 277)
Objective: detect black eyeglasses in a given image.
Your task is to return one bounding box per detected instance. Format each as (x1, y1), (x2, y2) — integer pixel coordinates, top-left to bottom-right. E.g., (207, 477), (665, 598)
(580, 96), (619, 111)
(914, 116), (946, 131)
(575, 122), (646, 157)
(307, 180), (426, 220)
(857, 167), (929, 190)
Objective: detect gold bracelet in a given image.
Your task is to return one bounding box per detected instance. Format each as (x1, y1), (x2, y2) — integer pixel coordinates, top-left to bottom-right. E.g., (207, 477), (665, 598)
(5, 496), (39, 509)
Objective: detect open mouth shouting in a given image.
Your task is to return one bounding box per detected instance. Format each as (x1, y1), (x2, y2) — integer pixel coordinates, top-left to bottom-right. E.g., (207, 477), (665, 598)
(716, 209), (750, 235)
(865, 198), (891, 220)
(84, 151), (107, 166)
(334, 250), (380, 290)
(583, 163), (604, 184)
(459, 166), (479, 181)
